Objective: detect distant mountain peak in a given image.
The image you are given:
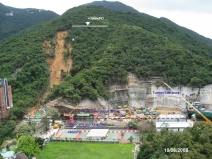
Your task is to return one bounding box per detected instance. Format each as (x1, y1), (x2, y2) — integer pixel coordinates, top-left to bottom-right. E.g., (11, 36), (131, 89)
(82, 1), (212, 46)
(82, 0), (140, 13)
(0, 2), (59, 41)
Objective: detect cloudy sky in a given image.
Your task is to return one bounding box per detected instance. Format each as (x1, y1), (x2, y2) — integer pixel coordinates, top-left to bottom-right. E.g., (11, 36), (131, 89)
(0, 0), (212, 39)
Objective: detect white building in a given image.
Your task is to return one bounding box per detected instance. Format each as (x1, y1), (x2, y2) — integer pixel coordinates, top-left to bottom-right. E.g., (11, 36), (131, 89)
(86, 129), (109, 140)
(156, 122), (193, 132)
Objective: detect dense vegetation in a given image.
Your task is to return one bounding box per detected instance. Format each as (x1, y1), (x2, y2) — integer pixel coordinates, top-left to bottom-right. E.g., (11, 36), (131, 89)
(1, 5), (212, 144)
(0, 2), (59, 41)
(83, 1), (140, 14)
(0, 120), (16, 145)
(160, 17), (212, 46)
(83, 1), (212, 46)
(15, 135), (41, 157)
(50, 6), (212, 102)
(137, 122), (212, 159)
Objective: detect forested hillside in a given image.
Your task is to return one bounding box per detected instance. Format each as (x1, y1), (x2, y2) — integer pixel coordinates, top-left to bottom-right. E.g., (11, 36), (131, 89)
(83, 1), (139, 13)
(83, 1), (212, 46)
(160, 17), (212, 46)
(137, 122), (212, 159)
(0, 6), (212, 143)
(0, 2), (59, 41)
(50, 6), (212, 102)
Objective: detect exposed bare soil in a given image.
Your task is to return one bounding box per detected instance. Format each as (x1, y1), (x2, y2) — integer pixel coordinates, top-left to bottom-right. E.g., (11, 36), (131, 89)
(43, 31), (72, 88)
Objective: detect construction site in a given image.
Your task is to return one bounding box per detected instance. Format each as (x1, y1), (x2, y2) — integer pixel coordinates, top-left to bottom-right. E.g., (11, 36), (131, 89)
(24, 73), (212, 134)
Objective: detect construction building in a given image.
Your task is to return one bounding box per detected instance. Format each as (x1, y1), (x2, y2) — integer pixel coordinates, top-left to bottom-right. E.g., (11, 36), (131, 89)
(0, 79), (13, 119)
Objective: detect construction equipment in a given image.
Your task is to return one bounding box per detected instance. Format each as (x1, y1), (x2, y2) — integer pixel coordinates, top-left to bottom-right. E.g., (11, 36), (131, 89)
(115, 111), (120, 117)
(53, 124), (58, 129)
(123, 105), (128, 108)
(76, 102), (79, 108)
(120, 110), (127, 117)
(190, 102), (205, 111)
(69, 114), (75, 125)
(142, 109), (148, 114)
(125, 108), (131, 118)
(136, 109), (142, 114)
(189, 102), (212, 119)
(136, 116), (143, 120)
(152, 111), (160, 118)
(162, 82), (211, 123)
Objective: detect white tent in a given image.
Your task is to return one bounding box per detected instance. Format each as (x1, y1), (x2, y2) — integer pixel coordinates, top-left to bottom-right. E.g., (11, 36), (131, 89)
(158, 114), (186, 119)
(156, 122), (193, 132)
(86, 129), (109, 139)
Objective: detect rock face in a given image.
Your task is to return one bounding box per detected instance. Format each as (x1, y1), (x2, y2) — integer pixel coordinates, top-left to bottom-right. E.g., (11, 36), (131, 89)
(151, 84), (212, 110)
(107, 73), (212, 110)
(50, 73), (212, 111)
(199, 84), (212, 110)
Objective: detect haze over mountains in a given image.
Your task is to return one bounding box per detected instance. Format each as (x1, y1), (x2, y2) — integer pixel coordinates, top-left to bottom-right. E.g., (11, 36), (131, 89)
(0, 2), (59, 41)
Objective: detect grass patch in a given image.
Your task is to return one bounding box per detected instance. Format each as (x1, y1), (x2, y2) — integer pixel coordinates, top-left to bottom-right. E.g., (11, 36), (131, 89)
(37, 142), (134, 159)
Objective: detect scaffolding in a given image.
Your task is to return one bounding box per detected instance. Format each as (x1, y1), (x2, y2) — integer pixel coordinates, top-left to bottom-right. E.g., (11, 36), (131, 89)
(109, 85), (128, 93)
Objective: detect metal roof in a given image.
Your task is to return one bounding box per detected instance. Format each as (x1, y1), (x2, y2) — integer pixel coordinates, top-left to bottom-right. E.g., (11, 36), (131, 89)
(86, 129), (109, 138)
(156, 122), (193, 128)
(77, 114), (90, 116)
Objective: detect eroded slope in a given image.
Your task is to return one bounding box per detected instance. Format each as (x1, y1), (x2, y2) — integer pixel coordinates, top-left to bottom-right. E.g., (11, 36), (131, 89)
(43, 31), (72, 87)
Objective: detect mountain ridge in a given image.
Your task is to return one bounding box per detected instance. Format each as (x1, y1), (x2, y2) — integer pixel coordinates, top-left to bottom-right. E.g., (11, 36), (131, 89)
(160, 17), (212, 46)
(0, 5), (212, 121)
(83, 1), (212, 46)
(0, 2), (59, 41)
(82, 1), (151, 17)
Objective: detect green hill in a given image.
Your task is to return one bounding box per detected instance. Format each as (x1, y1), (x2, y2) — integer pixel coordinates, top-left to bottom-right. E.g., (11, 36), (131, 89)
(160, 17), (212, 46)
(0, 2), (59, 41)
(83, 1), (212, 46)
(0, 5), (212, 121)
(82, 1), (154, 17)
(83, 1), (139, 13)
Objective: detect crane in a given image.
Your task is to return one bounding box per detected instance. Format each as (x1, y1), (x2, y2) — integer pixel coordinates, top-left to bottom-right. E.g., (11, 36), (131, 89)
(162, 82), (211, 123)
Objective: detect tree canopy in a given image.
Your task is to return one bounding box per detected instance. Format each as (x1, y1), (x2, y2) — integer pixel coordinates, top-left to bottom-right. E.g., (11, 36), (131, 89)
(0, 2), (59, 41)
(15, 135), (40, 157)
(0, 120), (16, 145)
(137, 122), (212, 159)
